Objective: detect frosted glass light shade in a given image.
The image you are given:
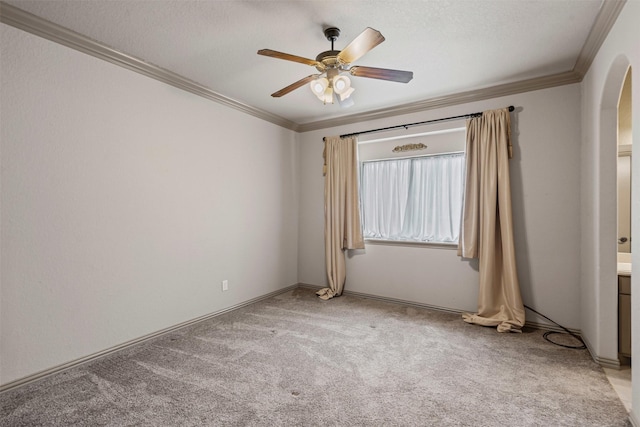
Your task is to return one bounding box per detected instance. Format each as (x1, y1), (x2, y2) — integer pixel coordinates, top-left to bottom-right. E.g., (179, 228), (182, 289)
(322, 87), (334, 104)
(309, 75), (352, 104)
(310, 78), (329, 98)
(333, 75), (350, 93)
(337, 92), (354, 108)
(333, 75), (354, 101)
(338, 87), (355, 101)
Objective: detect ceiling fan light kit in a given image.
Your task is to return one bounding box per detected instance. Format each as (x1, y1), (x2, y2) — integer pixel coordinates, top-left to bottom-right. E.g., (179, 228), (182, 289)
(258, 26), (413, 106)
(310, 78), (328, 96)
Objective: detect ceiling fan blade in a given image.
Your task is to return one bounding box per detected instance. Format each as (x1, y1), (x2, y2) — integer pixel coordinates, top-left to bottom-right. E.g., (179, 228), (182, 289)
(271, 75), (318, 97)
(350, 66), (413, 83)
(337, 27), (385, 64)
(258, 49), (321, 67)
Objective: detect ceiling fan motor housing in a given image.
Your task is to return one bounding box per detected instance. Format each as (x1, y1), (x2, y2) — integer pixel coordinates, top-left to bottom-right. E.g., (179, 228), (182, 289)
(316, 27), (343, 71)
(315, 50), (342, 71)
(324, 27), (340, 42)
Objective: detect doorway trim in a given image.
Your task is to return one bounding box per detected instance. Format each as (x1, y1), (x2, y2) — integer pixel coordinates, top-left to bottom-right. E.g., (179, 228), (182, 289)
(596, 56), (632, 366)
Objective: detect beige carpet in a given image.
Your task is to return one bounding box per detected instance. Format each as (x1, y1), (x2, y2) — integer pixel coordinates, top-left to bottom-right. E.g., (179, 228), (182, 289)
(0, 287), (630, 426)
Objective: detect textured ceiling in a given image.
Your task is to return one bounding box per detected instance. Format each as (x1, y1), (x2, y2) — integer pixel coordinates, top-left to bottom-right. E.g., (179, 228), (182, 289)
(3, 0), (604, 126)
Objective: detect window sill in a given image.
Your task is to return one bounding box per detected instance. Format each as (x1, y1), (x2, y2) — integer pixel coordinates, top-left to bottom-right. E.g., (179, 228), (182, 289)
(364, 238), (458, 250)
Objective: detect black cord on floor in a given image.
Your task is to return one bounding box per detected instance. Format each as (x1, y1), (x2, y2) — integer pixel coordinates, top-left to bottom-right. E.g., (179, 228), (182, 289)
(524, 305), (587, 350)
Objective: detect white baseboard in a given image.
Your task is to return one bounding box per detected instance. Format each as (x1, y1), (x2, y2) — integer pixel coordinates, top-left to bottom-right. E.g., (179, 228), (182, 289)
(300, 283), (583, 335)
(1, 282), (619, 394)
(581, 333), (621, 369)
(342, 288), (470, 317)
(299, 283), (466, 316)
(630, 410), (639, 427)
(0, 284), (299, 394)
(302, 283), (631, 370)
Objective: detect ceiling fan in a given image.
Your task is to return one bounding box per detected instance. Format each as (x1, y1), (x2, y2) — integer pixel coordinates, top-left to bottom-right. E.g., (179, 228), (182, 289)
(257, 27), (413, 106)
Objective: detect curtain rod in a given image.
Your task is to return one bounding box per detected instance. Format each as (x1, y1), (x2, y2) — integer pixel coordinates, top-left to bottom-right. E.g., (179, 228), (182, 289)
(332, 106), (515, 139)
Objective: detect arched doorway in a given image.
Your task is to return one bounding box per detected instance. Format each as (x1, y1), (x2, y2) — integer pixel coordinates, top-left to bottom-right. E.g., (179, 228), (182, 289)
(597, 56), (630, 365)
(599, 56), (632, 410)
(617, 68), (632, 364)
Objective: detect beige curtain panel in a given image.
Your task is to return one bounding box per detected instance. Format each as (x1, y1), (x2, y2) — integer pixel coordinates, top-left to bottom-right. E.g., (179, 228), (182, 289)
(318, 136), (364, 301)
(458, 108), (525, 332)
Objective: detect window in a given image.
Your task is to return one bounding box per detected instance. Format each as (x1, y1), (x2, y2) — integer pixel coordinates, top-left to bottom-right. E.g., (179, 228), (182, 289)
(360, 152), (465, 244)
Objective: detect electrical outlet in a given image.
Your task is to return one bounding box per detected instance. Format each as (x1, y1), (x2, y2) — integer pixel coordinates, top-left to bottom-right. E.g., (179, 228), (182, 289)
(222, 280), (229, 291)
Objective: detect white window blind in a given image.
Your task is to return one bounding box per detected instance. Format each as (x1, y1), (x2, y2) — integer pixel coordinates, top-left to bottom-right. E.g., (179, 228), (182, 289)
(360, 152), (465, 243)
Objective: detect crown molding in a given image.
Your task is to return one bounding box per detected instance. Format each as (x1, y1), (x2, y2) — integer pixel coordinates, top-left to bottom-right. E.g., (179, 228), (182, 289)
(298, 0), (626, 133)
(0, 0), (625, 134)
(0, 2), (299, 131)
(297, 70), (582, 132)
(573, 0), (626, 78)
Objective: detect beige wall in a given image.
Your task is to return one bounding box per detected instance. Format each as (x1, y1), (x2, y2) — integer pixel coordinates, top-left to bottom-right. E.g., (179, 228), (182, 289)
(619, 70), (633, 147)
(579, 0), (639, 421)
(0, 24), (299, 386)
(618, 71), (633, 253)
(298, 83), (583, 329)
(618, 155), (632, 253)
(3, 3), (639, 414)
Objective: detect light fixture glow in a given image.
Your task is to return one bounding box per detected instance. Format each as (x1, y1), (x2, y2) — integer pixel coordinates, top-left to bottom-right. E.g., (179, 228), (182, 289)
(333, 75), (351, 94)
(309, 78), (329, 98)
(310, 73), (354, 105)
(322, 87), (334, 104)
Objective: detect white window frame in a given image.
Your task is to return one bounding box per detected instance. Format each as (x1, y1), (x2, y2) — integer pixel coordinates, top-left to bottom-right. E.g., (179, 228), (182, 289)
(359, 148), (465, 249)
